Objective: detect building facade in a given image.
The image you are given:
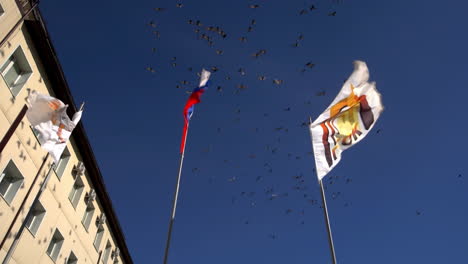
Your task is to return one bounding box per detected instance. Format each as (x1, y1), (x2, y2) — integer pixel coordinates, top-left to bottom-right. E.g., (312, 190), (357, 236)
(0, 0), (133, 263)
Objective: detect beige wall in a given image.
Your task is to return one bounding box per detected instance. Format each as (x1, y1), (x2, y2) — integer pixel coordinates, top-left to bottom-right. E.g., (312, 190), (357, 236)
(0, 0), (22, 42)
(0, 0), (126, 263)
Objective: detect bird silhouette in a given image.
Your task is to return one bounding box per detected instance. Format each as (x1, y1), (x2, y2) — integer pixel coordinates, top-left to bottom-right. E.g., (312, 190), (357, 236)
(316, 91), (326, 96)
(273, 79), (283, 85)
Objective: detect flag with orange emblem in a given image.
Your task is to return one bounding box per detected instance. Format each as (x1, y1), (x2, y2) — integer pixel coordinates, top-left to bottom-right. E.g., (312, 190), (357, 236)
(26, 91), (82, 163)
(310, 61), (383, 180)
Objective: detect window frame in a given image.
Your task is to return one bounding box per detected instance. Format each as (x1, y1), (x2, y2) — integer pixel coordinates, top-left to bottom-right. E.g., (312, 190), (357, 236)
(66, 251), (78, 264)
(68, 176), (84, 209)
(54, 147), (71, 180)
(101, 241), (112, 264)
(0, 160), (25, 205)
(46, 229), (64, 262)
(81, 202), (95, 231)
(25, 201), (46, 236)
(93, 226), (105, 251)
(0, 46), (33, 97)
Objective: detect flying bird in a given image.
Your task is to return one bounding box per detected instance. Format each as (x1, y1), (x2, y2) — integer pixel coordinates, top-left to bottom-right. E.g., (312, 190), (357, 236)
(238, 84), (248, 90)
(147, 21), (157, 28)
(316, 90), (326, 96)
(228, 176), (237, 182)
(273, 79), (283, 85)
(252, 49), (267, 58)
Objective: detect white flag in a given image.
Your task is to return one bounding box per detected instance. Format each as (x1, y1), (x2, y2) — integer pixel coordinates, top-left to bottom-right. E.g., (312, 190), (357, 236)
(26, 92), (82, 163)
(310, 61), (383, 180)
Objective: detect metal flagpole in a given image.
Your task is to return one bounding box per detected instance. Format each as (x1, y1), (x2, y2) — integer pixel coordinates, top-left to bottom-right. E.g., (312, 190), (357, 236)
(2, 162), (54, 264)
(309, 117), (337, 264)
(163, 123), (189, 264)
(319, 179), (337, 264)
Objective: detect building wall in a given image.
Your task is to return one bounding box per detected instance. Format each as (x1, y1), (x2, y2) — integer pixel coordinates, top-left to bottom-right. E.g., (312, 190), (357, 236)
(0, 1), (126, 263)
(0, 0), (22, 41)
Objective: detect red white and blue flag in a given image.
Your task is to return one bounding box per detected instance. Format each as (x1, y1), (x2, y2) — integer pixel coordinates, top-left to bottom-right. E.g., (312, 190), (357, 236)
(180, 69), (211, 153)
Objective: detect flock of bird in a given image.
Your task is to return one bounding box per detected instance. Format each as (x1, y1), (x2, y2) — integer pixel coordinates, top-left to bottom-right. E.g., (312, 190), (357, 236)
(145, 1), (408, 242)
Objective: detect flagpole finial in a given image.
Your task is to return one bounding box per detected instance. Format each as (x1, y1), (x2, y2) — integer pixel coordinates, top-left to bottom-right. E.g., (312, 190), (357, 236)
(309, 116), (313, 124)
(79, 102), (85, 111)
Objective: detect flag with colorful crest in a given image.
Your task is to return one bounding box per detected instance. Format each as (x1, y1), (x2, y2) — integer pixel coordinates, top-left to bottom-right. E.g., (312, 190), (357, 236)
(310, 61), (383, 180)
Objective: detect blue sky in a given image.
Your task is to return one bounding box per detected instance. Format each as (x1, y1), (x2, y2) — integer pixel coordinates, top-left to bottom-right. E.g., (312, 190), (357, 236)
(40, 0), (468, 263)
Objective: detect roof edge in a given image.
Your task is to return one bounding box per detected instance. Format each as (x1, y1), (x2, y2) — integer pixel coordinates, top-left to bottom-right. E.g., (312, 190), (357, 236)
(23, 6), (134, 264)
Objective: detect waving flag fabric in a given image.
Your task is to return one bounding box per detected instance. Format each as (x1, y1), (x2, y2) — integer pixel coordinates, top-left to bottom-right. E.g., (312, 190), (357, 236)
(180, 69), (211, 153)
(310, 61), (383, 180)
(26, 91), (82, 163)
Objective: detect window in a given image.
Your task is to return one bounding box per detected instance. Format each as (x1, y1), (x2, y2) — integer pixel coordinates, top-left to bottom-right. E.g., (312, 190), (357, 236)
(112, 248), (120, 264)
(66, 251), (78, 264)
(46, 229), (64, 262)
(101, 241), (111, 264)
(94, 227), (104, 250)
(25, 201), (46, 235)
(0, 160), (24, 204)
(54, 147), (70, 179)
(81, 203), (95, 231)
(0, 46), (32, 96)
(68, 176), (84, 208)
